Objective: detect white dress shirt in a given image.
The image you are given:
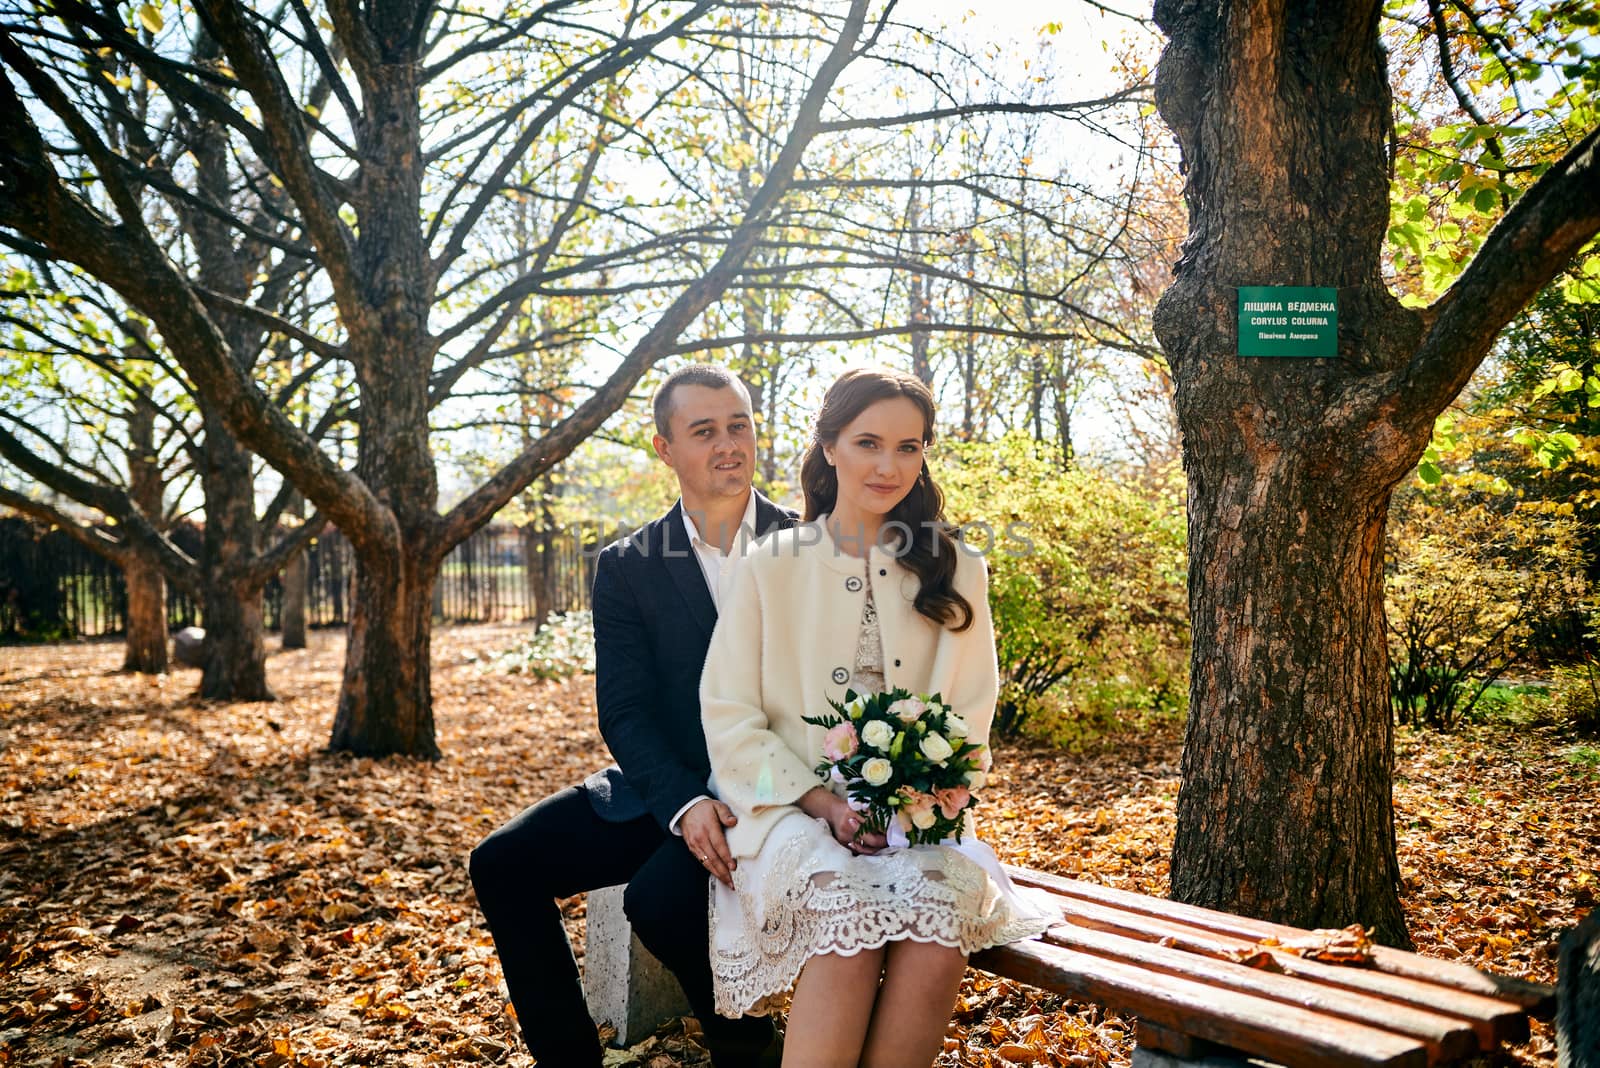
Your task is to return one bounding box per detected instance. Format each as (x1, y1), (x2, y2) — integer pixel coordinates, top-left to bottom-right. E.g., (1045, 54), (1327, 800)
(680, 491), (760, 610)
(668, 490), (761, 834)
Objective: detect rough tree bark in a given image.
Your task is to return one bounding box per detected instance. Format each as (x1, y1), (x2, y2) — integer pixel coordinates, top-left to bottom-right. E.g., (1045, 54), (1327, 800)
(121, 392), (168, 674)
(280, 491), (308, 650)
(196, 416), (272, 701)
(1151, 0), (1600, 945)
(319, 52), (440, 755)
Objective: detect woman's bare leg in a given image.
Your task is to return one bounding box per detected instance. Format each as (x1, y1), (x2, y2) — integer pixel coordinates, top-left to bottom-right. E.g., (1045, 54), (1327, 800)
(782, 946), (886, 1067)
(859, 940), (966, 1068)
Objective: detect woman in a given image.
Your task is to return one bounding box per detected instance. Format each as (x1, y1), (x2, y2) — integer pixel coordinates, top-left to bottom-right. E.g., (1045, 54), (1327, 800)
(700, 367), (1052, 1067)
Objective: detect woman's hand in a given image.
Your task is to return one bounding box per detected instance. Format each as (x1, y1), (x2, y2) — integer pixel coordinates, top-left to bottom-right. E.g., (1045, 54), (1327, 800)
(798, 787), (887, 854)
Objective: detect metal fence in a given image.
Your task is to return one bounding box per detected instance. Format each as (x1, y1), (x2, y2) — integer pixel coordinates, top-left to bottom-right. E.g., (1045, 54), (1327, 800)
(0, 515), (602, 642)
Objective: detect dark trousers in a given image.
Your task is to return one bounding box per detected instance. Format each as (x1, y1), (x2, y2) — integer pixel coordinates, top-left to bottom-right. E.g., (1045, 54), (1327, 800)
(469, 785), (773, 1067)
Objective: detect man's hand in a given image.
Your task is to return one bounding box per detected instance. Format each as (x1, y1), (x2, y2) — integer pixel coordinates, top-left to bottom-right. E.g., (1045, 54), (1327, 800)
(681, 798), (738, 888)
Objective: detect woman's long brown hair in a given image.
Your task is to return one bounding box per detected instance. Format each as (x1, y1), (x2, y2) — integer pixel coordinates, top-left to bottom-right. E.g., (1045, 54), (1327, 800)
(800, 367), (972, 631)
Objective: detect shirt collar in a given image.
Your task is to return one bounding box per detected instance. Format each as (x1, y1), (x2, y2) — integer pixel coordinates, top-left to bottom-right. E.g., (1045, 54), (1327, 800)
(680, 491), (759, 553)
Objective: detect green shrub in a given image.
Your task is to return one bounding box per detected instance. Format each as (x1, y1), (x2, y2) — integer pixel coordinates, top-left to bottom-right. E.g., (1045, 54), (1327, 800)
(1552, 661), (1600, 736)
(489, 610), (596, 680)
(940, 434), (1188, 739)
(1386, 494), (1586, 729)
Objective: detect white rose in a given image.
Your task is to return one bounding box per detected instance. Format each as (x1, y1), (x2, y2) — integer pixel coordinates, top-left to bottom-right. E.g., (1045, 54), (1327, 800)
(920, 732), (954, 762)
(944, 713), (970, 738)
(964, 769), (987, 790)
(861, 720), (895, 750)
(911, 806), (938, 830)
(888, 697), (927, 723)
(861, 757), (894, 786)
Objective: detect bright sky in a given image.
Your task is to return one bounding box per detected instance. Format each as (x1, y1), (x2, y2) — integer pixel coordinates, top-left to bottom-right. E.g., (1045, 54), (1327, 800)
(913, 0), (1156, 95)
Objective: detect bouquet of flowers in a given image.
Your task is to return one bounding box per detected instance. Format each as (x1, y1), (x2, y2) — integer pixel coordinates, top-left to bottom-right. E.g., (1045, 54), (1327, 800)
(803, 687), (992, 846)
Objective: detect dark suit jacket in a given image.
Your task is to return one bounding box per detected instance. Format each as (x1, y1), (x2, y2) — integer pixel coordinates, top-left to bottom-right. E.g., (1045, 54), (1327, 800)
(583, 492), (798, 828)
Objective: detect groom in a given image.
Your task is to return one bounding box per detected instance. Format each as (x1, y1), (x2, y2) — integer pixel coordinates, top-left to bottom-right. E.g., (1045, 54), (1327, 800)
(469, 365), (794, 1067)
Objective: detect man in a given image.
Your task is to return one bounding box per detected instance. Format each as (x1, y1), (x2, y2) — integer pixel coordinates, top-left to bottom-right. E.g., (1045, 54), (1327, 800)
(470, 365), (794, 1067)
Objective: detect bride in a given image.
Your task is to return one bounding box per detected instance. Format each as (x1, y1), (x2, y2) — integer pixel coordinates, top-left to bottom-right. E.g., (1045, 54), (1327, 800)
(699, 367), (1052, 1067)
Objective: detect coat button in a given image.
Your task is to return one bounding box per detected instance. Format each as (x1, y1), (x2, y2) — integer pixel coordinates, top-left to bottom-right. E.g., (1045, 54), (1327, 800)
(845, 576), (862, 592)
(832, 667), (849, 684)
(878, 568), (887, 576)
(894, 659), (902, 668)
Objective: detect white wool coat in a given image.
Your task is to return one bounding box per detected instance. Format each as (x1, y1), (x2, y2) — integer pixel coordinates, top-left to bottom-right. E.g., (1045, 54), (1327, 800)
(700, 520), (999, 860)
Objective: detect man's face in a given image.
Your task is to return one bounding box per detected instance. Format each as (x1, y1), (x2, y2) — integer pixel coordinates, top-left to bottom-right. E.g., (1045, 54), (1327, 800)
(652, 384), (756, 503)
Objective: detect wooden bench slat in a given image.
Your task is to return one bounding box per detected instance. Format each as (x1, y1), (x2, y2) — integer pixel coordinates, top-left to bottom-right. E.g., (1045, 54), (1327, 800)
(1006, 866), (1555, 1018)
(1047, 892), (1527, 1048)
(1040, 921), (1481, 1064)
(973, 938), (1431, 1068)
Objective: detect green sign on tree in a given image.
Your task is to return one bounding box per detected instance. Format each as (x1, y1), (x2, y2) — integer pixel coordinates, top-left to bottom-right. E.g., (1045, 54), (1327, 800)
(1237, 286), (1339, 357)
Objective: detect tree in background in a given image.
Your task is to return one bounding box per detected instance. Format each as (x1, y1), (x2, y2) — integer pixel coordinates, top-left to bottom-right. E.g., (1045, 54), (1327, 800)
(0, 291), (195, 672)
(1151, 0), (1599, 944)
(0, 262), (338, 694)
(0, 1), (1144, 754)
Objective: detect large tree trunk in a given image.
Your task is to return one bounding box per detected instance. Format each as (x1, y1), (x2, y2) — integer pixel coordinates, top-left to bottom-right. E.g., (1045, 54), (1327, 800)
(122, 390), (168, 674)
(1175, 448), (1408, 942)
(329, 551), (439, 757)
(327, 58), (441, 756)
(199, 575), (271, 701)
(1152, 0), (1423, 946)
(198, 421), (273, 701)
(121, 556), (168, 674)
(281, 493), (308, 650)
(281, 547), (308, 649)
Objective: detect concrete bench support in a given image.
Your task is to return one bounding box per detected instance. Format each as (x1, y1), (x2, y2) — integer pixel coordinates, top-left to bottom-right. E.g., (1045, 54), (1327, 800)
(1560, 910), (1600, 1068)
(582, 884), (690, 1048)
(1131, 1022), (1275, 1068)
(1133, 1050), (1272, 1068)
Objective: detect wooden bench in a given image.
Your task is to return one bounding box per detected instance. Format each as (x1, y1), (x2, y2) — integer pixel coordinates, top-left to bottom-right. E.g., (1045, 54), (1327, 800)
(971, 866), (1557, 1067)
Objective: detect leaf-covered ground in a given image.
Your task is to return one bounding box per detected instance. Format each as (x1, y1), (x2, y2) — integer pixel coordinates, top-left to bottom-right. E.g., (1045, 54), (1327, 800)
(1, 626), (1594, 1067)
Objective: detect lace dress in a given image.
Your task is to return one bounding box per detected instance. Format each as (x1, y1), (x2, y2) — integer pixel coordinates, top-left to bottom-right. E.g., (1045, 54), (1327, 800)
(708, 559), (1056, 1018)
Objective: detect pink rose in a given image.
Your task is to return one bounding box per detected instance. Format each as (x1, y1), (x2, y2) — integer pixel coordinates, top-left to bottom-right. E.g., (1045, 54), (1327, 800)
(898, 787), (938, 830)
(934, 786), (971, 819)
(974, 745), (993, 772)
(888, 697), (927, 723)
(822, 722), (859, 762)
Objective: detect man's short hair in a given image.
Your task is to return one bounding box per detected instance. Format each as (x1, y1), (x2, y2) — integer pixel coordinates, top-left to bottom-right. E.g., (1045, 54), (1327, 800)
(652, 364), (752, 439)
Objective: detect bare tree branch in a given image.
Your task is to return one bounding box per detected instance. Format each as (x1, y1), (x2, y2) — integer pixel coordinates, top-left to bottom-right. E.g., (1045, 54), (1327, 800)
(194, 0), (362, 321)
(0, 67), (399, 560)
(0, 424), (200, 588)
(0, 485), (130, 564)
(195, 286), (343, 362)
(434, 0), (873, 553)
(242, 510), (328, 589)
(817, 90), (1148, 133)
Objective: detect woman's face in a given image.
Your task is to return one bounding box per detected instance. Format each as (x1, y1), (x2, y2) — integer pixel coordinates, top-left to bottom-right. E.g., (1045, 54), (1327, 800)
(824, 395), (928, 521)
